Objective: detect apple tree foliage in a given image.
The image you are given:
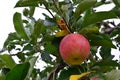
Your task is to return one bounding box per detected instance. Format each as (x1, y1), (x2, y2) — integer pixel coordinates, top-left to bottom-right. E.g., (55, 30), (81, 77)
(0, 0), (120, 80)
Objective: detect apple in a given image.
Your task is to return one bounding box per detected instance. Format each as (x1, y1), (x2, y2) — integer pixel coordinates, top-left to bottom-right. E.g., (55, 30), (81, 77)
(59, 33), (90, 65)
(90, 77), (99, 80)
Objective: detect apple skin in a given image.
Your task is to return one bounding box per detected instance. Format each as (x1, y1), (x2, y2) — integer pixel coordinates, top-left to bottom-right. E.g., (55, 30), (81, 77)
(59, 33), (90, 65)
(90, 77), (99, 80)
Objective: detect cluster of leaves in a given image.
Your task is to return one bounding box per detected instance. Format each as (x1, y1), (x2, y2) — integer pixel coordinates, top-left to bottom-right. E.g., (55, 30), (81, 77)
(0, 0), (120, 80)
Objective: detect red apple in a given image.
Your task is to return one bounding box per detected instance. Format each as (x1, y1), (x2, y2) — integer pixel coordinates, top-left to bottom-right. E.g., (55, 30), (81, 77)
(90, 77), (99, 80)
(59, 33), (90, 65)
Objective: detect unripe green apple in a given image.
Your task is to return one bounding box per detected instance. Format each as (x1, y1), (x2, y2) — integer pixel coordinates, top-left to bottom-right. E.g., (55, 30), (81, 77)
(59, 33), (90, 65)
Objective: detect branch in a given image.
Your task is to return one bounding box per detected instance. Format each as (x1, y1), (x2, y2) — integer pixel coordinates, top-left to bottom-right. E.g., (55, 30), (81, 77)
(100, 21), (120, 34)
(43, 3), (56, 20)
(52, 0), (73, 33)
(62, 17), (73, 33)
(42, 1), (65, 30)
(47, 61), (67, 80)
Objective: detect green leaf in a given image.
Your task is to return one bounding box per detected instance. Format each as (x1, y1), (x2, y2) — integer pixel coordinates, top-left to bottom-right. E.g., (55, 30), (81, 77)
(113, 0), (120, 7)
(93, 60), (120, 67)
(79, 26), (99, 34)
(43, 19), (57, 27)
(82, 11), (117, 27)
(100, 47), (114, 60)
(30, 19), (43, 44)
(23, 8), (29, 17)
(0, 72), (5, 80)
(43, 36), (61, 57)
(110, 29), (120, 38)
(3, 32), (20, 48)
(6, 62), (30, 80)
(112, 6), (120, 18)
(58, 67), (80, 80)
(29, 7), (35, 17)
(27, 57), (38, 78)
(23, 7), (36, 17)
(41, 51), (52, 63)
(74, 0), (97, 19)
(0, 54), (16, 69)
(105, 70), (120, 80)
(23, 44), (33, 51)
(42, 35), (54, 42)
(71, 0), (81, 4)
(44, 42), (58, 54)
(40, 66), (54, 78)
(13, 12), (29, 40)
(0, 60), (5, 69)
(15, 0), (39, 7)
(2, 68), (10, 75)
(88, 34), (116, 48)
(17, 52), (25, 62)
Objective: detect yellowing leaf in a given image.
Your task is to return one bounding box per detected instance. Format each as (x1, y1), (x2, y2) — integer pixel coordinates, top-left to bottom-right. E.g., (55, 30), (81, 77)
(79, 26), (99, 34)
(69, 71), (94, 80)
(57, 20), (66, 30)
(55, 19), (70, 37)
(55, 30), (69, 37)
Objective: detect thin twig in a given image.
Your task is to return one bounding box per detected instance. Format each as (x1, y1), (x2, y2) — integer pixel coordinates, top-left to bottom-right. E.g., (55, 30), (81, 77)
(52, 0), (73, 33)
(42, 1), (63, 30)
(47, 61), (67, 80)
(99, 21), (120, 34)
(52, 0), (61, 14)
(43, 3), (56, 19)
(62, 17), (73, 33)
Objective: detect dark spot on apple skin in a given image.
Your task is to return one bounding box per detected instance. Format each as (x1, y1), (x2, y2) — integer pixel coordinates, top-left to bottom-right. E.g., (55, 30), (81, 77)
(72, 57), (80, 61)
